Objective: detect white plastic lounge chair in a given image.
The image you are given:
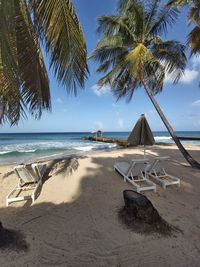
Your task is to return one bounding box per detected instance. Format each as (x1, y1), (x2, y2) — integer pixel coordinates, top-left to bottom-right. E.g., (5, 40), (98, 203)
(32, 162), (46, 179)
(6, 163), (46, 206)
(146, 156), (180, 189)
(114, 159), (156, 193)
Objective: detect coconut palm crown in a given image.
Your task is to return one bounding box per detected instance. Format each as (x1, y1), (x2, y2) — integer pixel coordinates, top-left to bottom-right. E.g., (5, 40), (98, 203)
(90, 0), (200, 168)
(0, 0), (88, 125)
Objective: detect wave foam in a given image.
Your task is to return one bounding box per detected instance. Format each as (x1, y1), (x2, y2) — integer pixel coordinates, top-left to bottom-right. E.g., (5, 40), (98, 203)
(154, 136), (172, 140)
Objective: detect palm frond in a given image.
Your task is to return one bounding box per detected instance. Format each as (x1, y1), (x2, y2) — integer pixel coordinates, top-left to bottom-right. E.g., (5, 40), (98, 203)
(118, 0), (144, 37)
(112, 70), (141, 102)
(0, 0), (23, 125)
(167, 0), (200, 55)
(31, 0), (88, 95)
(97, 62), (125, 88)
(118, 0), (142, 14)
(188, 26), (200, 54)
(16, 0), (51, 117)
(0, 77), (27, 125)
(188, 5), (200, 27)
(150, 5), (179, 35)
(167, 0), (192, 7)
(89, 36), (128, 64)
(97, 16), (135, 41)
(151, 40), (186, 82)
(0, 0), (50, 124)
(143, 59), (165, 94)
(145, 0), (160, 31)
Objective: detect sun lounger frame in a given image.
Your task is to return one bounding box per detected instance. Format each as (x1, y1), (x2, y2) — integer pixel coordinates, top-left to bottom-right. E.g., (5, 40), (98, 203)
(114, 159), (156, 193)
(146, 157), (180, 189)
(6, 163), (45, 206)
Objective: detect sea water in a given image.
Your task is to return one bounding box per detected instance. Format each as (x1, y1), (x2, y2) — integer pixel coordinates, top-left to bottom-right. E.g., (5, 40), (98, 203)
(0, 131), (199, 165)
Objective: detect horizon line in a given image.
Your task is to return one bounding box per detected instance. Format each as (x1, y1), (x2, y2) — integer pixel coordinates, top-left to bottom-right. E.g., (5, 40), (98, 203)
(0, 130), (199, 134)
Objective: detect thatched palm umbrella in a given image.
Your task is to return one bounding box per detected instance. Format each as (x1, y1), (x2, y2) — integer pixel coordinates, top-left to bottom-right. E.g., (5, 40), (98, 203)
(128, 114), (155, 157)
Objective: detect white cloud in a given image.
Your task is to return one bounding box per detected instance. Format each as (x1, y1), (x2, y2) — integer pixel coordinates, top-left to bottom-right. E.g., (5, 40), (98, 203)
(165, 69), (198, 84)
(95, 121), (103, 130)
(180, 69), (199, 83)
(55, 98), (63, 104)
(91, 84), (110, 96)
(192, 99), (200, 107)
(117, 118), (124, 128)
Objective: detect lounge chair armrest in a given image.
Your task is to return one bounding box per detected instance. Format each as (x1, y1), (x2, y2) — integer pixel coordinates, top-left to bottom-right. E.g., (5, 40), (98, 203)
(131, 159), (149, 163)
(155, 156), (170, 161)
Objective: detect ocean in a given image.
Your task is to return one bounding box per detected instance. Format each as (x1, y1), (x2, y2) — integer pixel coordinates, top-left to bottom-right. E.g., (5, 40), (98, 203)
(0, 131), (200, 165)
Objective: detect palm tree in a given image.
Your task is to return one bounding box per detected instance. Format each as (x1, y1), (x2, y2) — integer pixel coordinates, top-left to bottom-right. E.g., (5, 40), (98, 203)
(90, 0), (200, 168)
(168, 0), (200, 54)
(0, 0), (88, 125)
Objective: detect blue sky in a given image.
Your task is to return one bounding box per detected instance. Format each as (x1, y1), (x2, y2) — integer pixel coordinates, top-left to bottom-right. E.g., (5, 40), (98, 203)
(1, 0), (200, 133)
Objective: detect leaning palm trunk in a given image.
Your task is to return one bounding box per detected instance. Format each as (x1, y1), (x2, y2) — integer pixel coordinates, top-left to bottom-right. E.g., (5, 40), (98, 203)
(142, 79), (200, 169)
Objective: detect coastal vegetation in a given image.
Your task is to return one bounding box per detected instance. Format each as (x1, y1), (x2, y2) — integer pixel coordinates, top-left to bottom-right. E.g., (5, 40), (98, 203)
(0, 0), (88, 125)
(90, 0), (200, 168)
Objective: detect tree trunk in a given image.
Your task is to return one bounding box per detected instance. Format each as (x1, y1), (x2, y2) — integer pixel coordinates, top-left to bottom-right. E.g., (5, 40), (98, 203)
(142, 79), (200, 169)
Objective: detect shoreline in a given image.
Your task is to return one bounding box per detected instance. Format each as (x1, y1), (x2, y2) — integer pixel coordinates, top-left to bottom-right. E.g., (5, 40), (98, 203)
(0, 142), (199, 167)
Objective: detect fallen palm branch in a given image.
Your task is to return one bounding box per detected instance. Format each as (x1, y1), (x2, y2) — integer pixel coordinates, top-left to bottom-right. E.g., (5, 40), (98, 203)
(118, 190), (181, 236)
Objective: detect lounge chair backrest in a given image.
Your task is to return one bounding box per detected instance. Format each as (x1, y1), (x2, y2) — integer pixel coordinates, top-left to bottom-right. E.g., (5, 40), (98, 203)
(153, 160), (163, 173)
(127, 160), (148, 177)
(14, 165), (39, 184)
(146, 157), (170, 174)
(32, 163), (45, 179)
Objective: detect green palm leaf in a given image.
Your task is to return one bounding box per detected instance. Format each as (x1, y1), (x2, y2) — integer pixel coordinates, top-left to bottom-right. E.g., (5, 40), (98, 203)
(0, 0), (50, 124)
(0, 0), (88, 125)
(188, 26), (200, 54)
(150, 5), (179, 35)
(167, 0), (200, 55)
(31, 0), (89, 95)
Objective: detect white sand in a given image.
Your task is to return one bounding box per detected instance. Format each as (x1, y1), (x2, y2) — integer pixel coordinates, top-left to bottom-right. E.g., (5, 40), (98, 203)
(0, 144), (200, 266)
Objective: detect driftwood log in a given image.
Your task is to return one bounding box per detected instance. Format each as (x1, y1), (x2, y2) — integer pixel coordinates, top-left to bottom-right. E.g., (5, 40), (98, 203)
(119, 190), (180, 236)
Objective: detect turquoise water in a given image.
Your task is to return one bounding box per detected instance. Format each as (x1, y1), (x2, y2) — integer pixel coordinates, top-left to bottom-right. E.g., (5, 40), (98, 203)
(0, 131), (199, 164)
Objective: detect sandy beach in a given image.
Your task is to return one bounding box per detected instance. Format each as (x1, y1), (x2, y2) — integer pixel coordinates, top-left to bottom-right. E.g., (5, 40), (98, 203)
(0, 144), (200, 267)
